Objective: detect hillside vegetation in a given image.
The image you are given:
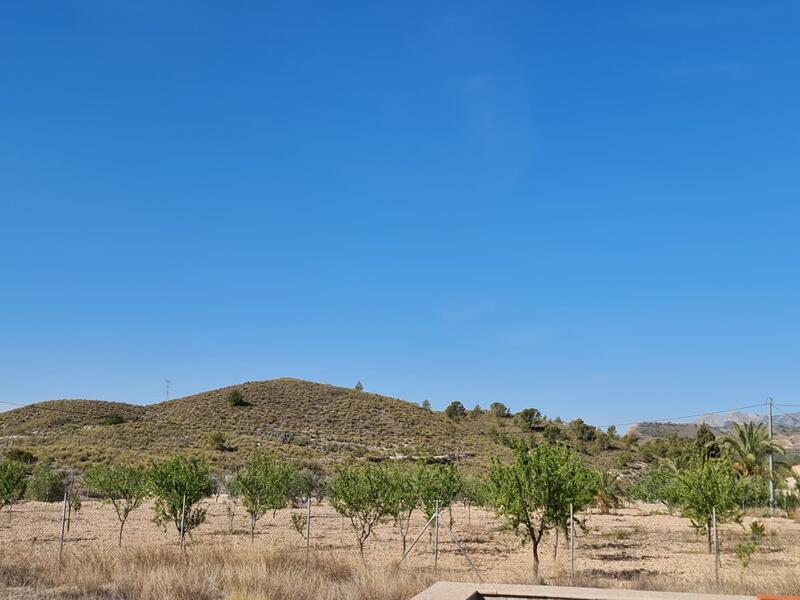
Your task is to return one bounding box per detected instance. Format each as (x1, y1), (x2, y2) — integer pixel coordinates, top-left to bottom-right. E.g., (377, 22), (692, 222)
(0, 378), (640, 472)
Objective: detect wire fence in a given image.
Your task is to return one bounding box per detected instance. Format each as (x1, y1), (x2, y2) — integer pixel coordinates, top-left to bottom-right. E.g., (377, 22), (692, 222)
(3, 490), (800, 587)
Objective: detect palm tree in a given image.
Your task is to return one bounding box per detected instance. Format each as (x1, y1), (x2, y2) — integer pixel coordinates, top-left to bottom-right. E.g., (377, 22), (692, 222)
(594, 469), (625, 514)
(722, 422), (790, 480)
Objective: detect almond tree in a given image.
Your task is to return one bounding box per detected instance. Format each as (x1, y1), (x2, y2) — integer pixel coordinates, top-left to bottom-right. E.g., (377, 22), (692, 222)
(85, 464), (149, 546)
(233, 453), (295, 541)
(487, 440), (597, 580)
(150, 456), (215, 544)
(327, 463), (391, 557)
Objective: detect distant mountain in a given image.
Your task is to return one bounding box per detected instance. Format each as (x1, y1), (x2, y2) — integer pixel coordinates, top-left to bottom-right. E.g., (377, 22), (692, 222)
(696, 410), (800, 430)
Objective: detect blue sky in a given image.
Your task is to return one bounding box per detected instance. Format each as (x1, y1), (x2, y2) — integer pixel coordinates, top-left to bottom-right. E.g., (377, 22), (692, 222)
(1, 2), (798, 427)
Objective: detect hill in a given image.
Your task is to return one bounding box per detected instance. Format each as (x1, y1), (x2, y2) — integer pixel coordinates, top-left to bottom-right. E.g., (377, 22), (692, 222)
(0, 378), (533, 471)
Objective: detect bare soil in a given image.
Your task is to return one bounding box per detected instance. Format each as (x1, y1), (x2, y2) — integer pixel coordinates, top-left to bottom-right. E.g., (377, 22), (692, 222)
(2, 499), (799, 596)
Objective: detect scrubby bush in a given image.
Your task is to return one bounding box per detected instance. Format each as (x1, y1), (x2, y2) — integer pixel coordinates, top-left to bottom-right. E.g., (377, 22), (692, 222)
(26, 464), (65, 502)
(227, 389), (246, 407)
(3, 448), (37, 465)
(0, 459), (27, 520)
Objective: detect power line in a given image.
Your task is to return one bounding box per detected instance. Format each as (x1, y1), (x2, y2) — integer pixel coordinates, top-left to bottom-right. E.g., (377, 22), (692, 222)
(774, 405), (800, 426)
(595, 402), (767, 430)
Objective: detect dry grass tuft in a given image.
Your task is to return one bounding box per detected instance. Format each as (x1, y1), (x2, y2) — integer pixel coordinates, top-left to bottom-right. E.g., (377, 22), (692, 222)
(0, 544), (438, 600)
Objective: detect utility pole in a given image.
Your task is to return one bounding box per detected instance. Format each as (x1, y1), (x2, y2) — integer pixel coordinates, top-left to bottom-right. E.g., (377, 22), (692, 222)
(767, 397), (774, 512)
(165, 379), (172, 401)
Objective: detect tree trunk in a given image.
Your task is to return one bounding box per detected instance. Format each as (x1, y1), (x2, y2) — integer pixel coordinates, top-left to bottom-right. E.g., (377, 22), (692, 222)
(251, 515), (256, 543)
(532, 539), (540, 581)
(554, 528), (559, 560)
(707, 522), (713, 554)
(118, 520), (125, 547)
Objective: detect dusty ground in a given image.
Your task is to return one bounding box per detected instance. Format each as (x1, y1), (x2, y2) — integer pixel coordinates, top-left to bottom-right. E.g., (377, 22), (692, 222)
(2, 498), (799, 595)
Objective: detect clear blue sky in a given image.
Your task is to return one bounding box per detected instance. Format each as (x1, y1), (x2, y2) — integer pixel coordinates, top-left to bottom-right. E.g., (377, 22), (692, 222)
(1, 2), (798, 427)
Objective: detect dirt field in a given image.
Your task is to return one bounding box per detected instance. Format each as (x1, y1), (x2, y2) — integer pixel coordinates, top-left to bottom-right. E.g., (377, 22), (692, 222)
(2, 498), (799, 598)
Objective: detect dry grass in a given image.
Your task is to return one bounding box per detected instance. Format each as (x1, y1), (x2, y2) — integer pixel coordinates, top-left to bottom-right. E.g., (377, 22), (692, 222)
(3, 501), (800, 600)
(0, 545), (438, 600)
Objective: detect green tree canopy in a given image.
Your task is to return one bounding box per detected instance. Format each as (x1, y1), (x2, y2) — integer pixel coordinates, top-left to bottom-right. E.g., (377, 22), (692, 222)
(327, 463), (392, 557)
(415, 462), (461, 526)
(150, 456), (215, 543)
(489, 402), (510, 418)
(672, 458), (742, 552)
(487, 440), (597, 579)
(85, 464), (149, 546)
(444, 401), (466, 419)
(233, 453), (295, 541)
(0, 459), (27, 521)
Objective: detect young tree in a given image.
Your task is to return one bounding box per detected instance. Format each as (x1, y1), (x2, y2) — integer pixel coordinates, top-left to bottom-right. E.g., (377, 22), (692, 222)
(672, 458), (742, 553)
(415, 462), (461, 527)
(327, 463), (391, 557)
(383, 463), (418, 556)
(487, 440), (597, 579)
(150, 457), (215, 544)
(233, 453), (295, 541)
(0, 459), (27, 522)
(84, 464), (149, 546)
(354, 381), (364, 391)
(421, 399), (432, 411)
(459, 474), (488, 523)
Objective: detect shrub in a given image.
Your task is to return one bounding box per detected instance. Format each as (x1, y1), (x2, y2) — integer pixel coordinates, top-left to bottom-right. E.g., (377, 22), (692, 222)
(227, 389), (246, 407)
(354, 381), (364, 391)
(3, 449), (37, 465)
(102, 413), (127, 426)
(150, 457), (215, 543)
(0, 459), (27, 520)
(207, 431), (228, 451)
(26, 464), (65, 502)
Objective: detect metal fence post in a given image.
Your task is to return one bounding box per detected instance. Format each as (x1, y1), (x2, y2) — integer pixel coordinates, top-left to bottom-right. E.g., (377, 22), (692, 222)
(58, 489), (68, 568)
(711, 507), (719, 586)
(305, 496), (312, 566)
(434, 500), (440, 571)
(569, 502), (575, 584)
(179, 493), (187, 553)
